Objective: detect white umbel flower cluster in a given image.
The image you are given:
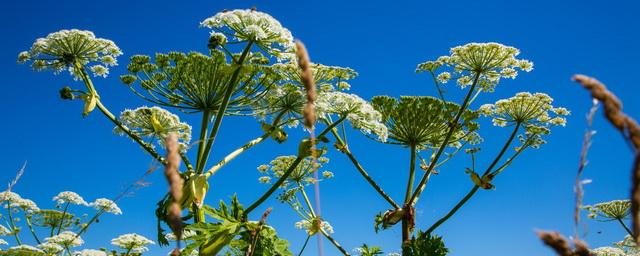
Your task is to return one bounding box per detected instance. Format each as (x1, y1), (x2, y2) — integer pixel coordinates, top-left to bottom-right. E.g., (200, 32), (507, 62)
(18, 29), (122, 78)
(90, 198), (122, 215)
(0, 191), (40, 212)
(116, 106), (192, 150)
(0, 238), (6, 245)
(45, 231), (84, 248)
(53, 191), (88, 206)
(590, 246), (626, 256)
(315, 91), (388, 141)
(110, 233), (154, 253)
(5, 244), (45, 255)
(37, 241), (64, 254)
(417, 42), (533, 91)
(73, 249), (108, 256)
(295, 218), (334, 235)
(201, 9), (295, 60)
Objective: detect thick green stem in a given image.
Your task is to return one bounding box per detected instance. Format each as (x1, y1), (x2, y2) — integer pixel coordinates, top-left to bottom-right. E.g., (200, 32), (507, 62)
(195, 110), (211, 171)
(25, 216), (41, 244)
(197, 41), (254, 173)
(56, 202), (70, 235)
(320, 229), (349, 255)
(73, 62), (165, 164)
(204, 111), (287, 179)
(402, 145), (417, 245)
(404, 145), (417, 204)
(408, 74), (480, 206)
(331, 130), (400, 209)
(6, 204), (21, 245)
(425, 123), (521, 234)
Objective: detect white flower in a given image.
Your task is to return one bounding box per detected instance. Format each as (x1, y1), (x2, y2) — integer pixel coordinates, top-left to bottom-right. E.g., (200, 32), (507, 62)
(295, 218), (334, 235)
(111, 233), (154, 253)
(89, 65), (109, 77)
(45, 231), (84, 247)
(322, 171), (334, 179)
(53, 191), (88, 206)
(258, 176), (272, 184)
(0, 238), (7, 245)
(73, 249), (107, 256)
(417, 42), (533, 90)
(19, 29), (121, 78)
(90, 198), (122, 215)
(116, 106), (192, 150)
(6, 244), (45, 255)
(201, 9), (294, 60)
(164, 230), (196, 241)
(12, 198), (40, 212)
(38, 242), (64, 254)
(590, 246), (626, 256)
(0, 191), (22, 203)
(315, 91), (388, 141)
(437, 72), (451, 83)
(0, 224), (10, 235)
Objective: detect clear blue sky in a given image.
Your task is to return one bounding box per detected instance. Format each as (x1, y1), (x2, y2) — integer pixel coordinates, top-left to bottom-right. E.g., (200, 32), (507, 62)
(1, 0), (639, 255)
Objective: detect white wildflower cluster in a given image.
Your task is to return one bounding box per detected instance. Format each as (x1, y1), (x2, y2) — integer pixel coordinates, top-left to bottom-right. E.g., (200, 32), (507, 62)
(45, 231), (84, 248)
(18, 29), (121, 78)
(90, 198), (122, 215)
(201, 9), (295, 60)
(295, 218), (334, 235)
(258, 156), (332, 185)
(116, 106), (192, 150)
(584, 199), (631, 221)
(478, 92), (568, 149)
(5, 244), (45, 255)
(38, 241), (65, 254)
(0, 238), (6, 245)
(590, 246), (626, 256)
(73, 249), (108, 256)
(110, 233), (154, 253)
(164, 230), (197, 241)
(53, 191), (89, 206)
(0, 191), (40, 212)
(315, 91), (389, 141)
(417, 42), (533, 91)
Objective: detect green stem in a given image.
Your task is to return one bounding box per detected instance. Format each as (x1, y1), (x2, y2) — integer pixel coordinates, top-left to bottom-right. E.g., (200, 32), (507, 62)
(320, 229), (349, 255)
(298, 183), (316, 217)
(245, 156), (304, 216)
(297, 235), (312, 256)
(425, 123), (521, 234)
(408, 73), (480, 205)
(24, 215), (41, 244)
(617, 218), (634, 237)
(197, 41), (254, 174)
(404, 145), (417, 204)
(56, 202), (70, 235)
(331, 130), (400, 209)
(73, 62), (166, 164)
(204, 111), (287, 179)
(195, 109), (211, 171)
(6, 203), (21, 245)
(244, 118), (346, 217)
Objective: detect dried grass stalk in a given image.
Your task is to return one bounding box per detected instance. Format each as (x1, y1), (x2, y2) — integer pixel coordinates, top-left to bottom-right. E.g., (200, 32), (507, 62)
(296, 41), (317, 129)
(573, 74), (640, 241)
(573, 75), (640, 148)
(164, 133), (184, 243)
(537, 231), (590, 256)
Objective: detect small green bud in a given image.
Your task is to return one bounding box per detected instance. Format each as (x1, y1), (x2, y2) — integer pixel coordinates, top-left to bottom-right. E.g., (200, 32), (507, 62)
(59, 86), (74, 100)
(120, 74), (137, 85)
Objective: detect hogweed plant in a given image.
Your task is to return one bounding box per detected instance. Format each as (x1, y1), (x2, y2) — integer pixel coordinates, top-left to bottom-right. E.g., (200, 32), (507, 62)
(0, 188), (158, 256)
(17, 7), (569, 255)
